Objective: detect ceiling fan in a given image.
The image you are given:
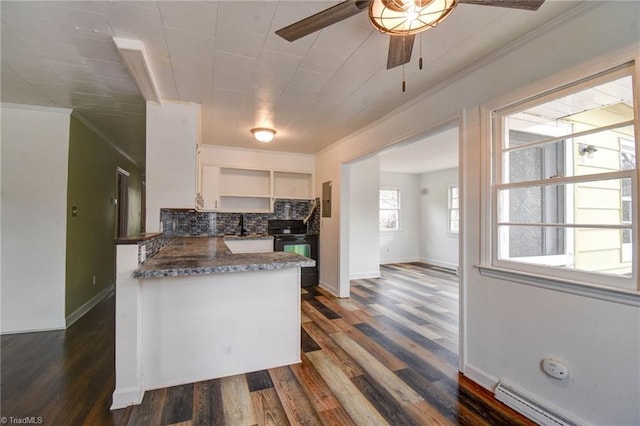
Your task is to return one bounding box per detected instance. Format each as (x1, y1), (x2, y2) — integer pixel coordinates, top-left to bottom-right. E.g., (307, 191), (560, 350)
(276, 0), (545, 70)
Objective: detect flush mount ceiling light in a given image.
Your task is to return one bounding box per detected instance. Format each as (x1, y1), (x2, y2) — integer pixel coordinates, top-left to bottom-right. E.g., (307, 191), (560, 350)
(113, 37), (161, 104)
(251, 128), (276, 143)
(368, 0), (458, 36)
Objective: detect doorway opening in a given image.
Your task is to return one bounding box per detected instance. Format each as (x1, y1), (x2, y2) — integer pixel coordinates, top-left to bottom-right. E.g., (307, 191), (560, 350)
(116, 168), (130, 238)
(341, 119), (463, 367)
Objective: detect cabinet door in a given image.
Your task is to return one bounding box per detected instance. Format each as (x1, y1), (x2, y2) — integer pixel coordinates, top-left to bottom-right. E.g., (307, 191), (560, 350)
(202, 166), (220, 210)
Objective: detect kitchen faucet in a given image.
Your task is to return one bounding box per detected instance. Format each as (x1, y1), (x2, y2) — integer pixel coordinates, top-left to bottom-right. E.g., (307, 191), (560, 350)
(239, 214), (247, 236)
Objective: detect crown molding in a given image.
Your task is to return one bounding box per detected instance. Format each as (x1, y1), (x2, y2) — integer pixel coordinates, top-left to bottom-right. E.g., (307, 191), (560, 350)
(1, 102), (72, 115)
(201, 143), (314, 159)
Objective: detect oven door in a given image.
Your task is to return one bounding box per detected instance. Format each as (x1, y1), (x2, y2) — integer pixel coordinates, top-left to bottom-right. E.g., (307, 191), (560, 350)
(274, 234), (318, 287)
(276, 236), (310, 255)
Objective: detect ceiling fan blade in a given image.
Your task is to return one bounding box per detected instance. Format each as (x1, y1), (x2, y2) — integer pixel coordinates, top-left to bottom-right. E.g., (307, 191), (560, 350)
(458, 0), (544, 11)
(387, 34), (415, 70)
(275, 1), (370, 42)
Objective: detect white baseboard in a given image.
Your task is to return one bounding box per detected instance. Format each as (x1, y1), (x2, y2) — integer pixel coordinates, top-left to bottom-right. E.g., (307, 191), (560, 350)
(1, 319), (65, 335)
(380, 257), (419, 265)
(319, 280), (339, 297)
(66, 285), (114, 328)
(111, 385), (145, 410)
(349, 271), (381, 280)
(419, 257), (459, 273)
(463, 363), (499, 393)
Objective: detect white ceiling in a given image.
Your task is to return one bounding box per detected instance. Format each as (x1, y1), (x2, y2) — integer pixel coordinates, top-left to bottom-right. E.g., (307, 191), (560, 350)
(0, 0), (583, 167)
(379, 126), (459, 174)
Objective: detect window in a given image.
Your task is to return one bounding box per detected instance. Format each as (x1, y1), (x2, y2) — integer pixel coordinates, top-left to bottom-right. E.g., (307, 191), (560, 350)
(621, 138), (636, 262)
(448, 185), (459, 234)
(380, 188), (400, 231)
(490, 64), (637, 291)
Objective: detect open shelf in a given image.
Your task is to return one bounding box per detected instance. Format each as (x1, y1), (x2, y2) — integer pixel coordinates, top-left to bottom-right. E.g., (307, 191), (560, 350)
(273, 171), (313, 199)
(219, 168), (270, 197)
(219, 195), (272, 213)
(198, 164), (314, 212)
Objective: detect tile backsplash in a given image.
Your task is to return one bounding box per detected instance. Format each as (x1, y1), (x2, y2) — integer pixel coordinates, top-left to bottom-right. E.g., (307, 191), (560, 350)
(160, 198), (320, 237)
(137, 233), (174, 265)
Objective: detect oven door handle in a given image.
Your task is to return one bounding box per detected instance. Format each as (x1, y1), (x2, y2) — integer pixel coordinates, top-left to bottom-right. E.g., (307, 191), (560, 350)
(274, 235), (307, 241)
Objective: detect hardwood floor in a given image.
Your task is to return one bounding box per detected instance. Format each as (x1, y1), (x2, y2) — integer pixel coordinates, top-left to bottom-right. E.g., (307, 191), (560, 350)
(1, 263), (534, 425)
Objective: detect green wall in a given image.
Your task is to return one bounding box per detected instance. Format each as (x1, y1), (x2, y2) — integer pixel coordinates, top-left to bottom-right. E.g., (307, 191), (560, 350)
(65, 115), (143, 317)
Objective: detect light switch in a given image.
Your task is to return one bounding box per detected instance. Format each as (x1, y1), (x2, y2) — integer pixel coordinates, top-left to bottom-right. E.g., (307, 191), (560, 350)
(72, 206), (78, 217)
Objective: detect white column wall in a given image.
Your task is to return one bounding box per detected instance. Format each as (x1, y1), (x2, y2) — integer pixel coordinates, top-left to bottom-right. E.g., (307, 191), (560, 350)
(348, 156), (380, 279)
(1, 104), (70, 333)
(313, 3), (640, 424)
(418, 168), (459, 270)
(146, 101), (199, 232)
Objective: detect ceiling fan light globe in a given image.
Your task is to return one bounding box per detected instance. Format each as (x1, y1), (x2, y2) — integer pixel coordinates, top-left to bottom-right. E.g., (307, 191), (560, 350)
(370, 0), (459, 35)
(381, 0), (410, 12)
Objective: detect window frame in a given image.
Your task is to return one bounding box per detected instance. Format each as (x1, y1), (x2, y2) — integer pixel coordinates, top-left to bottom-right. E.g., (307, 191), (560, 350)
(483, 62), (639, 294)
(448, 184), (460, 236)
(621, 138), (635, 262)
(379, 188), (401, 232)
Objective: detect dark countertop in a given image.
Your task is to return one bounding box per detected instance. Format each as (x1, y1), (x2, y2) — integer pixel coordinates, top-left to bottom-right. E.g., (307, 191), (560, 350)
(134, 236), (315, 279)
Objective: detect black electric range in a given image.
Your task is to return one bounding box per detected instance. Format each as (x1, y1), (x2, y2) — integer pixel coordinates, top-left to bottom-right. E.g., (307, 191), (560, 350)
(268, 220), (318, 287)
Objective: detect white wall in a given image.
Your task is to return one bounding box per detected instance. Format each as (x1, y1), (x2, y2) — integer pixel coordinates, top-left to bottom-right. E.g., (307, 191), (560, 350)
(418, 168), (458, 270)
(348, 156), (380, 279)
(314, 3), (640, 424)
(379, 172), (419, 264)
(1, 104), (70, 333)
(200, 145), (314, 174)
(146, 101), (199, 232)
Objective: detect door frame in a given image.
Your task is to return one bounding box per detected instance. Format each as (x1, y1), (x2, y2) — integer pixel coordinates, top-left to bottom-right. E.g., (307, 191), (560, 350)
(116, 167), (130, 238)
(339, 118), (465, 372)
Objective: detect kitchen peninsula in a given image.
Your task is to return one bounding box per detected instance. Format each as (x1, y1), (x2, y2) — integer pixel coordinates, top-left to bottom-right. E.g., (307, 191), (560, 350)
(111, 234), (315, 410)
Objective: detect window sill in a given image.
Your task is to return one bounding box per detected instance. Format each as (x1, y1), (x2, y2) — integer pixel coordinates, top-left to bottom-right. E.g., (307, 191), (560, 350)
(476, 265), (640, 307)
(446, 232), (459, 238)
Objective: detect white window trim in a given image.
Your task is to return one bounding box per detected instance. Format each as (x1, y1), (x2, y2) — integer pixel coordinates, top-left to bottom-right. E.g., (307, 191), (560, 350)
(448, 184), (459, 236)
(621, 137), (635, 263)
(379, 187), (401, 232)
(478, 59), (639, 301)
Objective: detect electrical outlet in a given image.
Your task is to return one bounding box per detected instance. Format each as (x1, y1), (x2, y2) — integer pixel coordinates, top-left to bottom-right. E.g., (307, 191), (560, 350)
(92, 275), (96, 286)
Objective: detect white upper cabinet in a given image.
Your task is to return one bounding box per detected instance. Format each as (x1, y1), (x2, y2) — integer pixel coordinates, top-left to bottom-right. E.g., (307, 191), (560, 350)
(200, 165), (220, 211)
(196, 146), (314, 212)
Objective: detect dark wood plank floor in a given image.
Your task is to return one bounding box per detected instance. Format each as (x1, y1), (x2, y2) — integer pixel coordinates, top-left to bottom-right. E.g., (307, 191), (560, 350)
(1, 263), (534, 425)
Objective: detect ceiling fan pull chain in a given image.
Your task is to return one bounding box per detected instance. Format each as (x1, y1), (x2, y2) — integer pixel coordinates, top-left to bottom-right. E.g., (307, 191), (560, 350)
(402, 35), (406, 92)
(419, 34), (423, 70)
(402, 64), (406, 92)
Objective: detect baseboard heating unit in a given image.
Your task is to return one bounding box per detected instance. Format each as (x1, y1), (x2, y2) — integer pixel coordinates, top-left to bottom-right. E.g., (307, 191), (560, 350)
(494, 381), (581, 426)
